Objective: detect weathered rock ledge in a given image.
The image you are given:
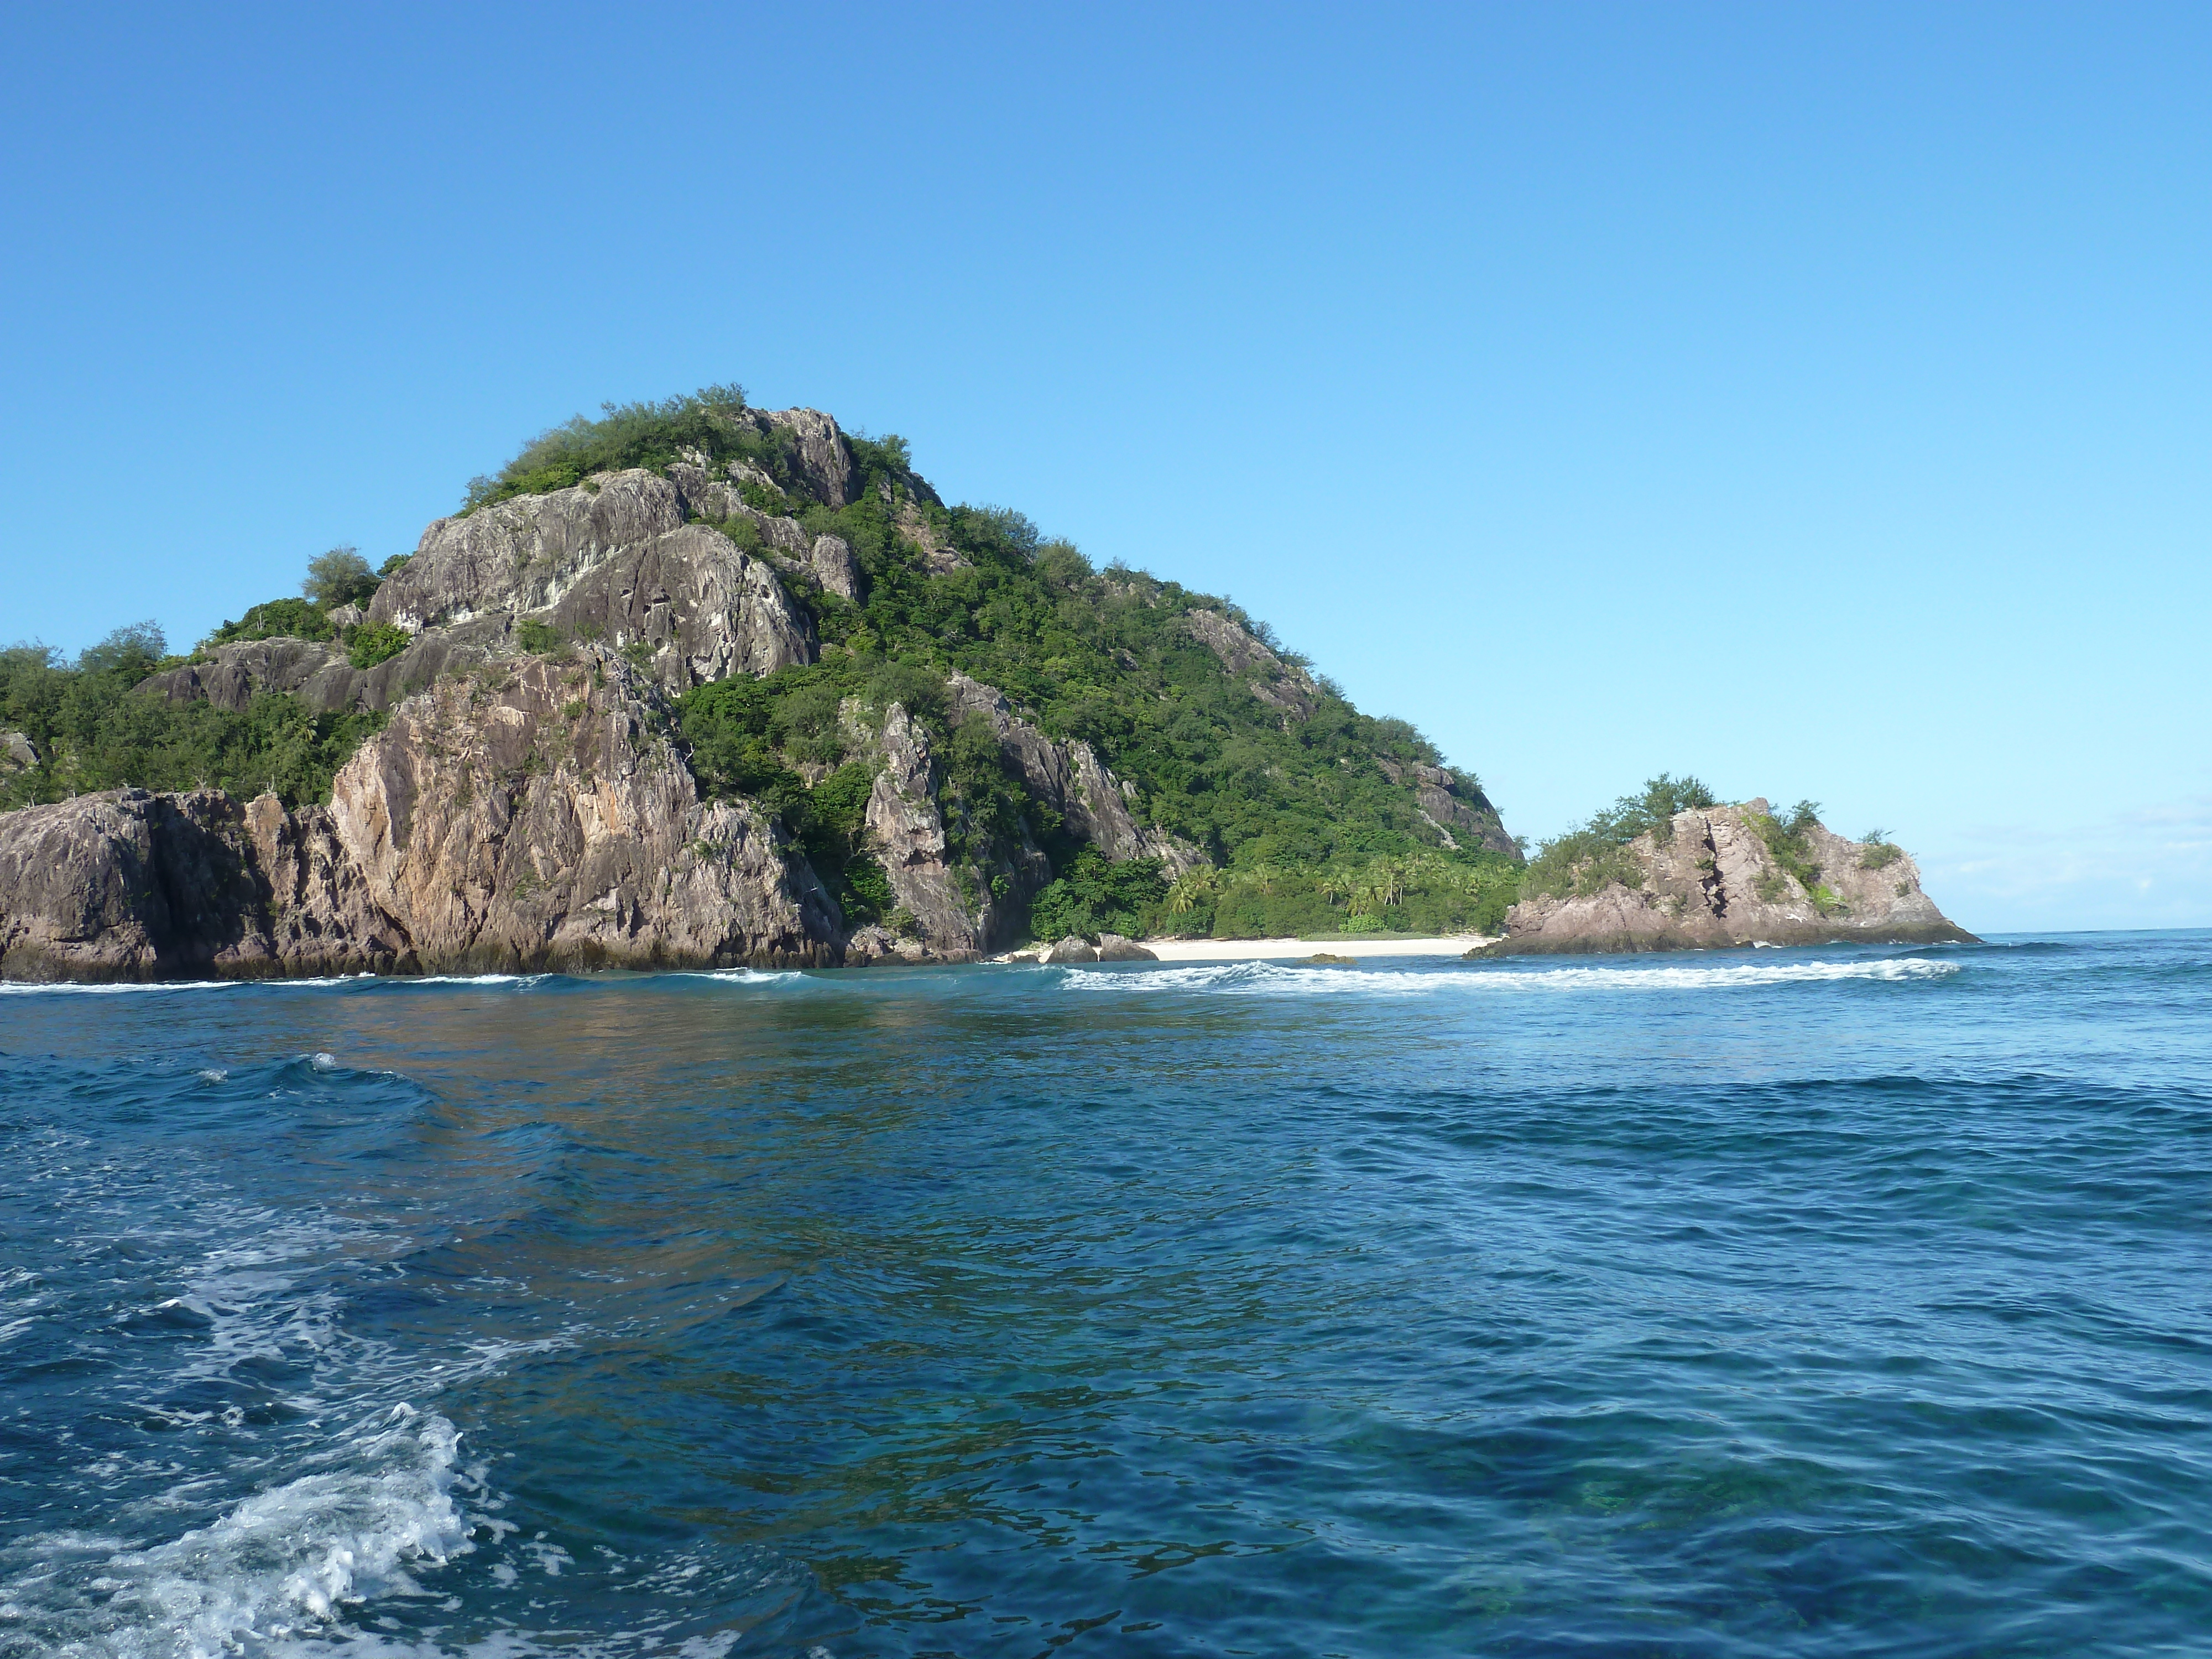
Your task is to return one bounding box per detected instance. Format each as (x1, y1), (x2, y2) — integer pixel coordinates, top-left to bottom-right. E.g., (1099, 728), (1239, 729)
(1483, 800), (1975, 955)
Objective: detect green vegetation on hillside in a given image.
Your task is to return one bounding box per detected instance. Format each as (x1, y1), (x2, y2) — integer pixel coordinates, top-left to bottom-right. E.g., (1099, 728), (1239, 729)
(676, 437), (1520, 937)
(0, 625), (385, 811)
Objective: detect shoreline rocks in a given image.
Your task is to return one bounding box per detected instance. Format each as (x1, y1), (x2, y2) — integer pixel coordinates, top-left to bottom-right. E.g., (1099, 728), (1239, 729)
(0, 650), (841, 982)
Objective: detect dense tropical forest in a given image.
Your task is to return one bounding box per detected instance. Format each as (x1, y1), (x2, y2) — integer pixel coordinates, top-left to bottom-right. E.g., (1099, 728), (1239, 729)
(2, 386), (1547, 941)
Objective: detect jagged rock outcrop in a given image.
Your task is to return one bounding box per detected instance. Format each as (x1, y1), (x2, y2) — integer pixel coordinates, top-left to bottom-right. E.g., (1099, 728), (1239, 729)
(145, 466), (824, 720)
(373, 470), (689, 628)
(1484, 800), (1974, 954)
(371, 472), (815, 690)
(1183, 609), (1319, 722)
(807, 535), (863, 603)
(0, 651), (840, 980)
(760, 406), (859, 508)
(539, 523), (813, 686)
(1375, 758), (1519, 859)
(140, 628), (512, 716)
(862, 703), (989, 958)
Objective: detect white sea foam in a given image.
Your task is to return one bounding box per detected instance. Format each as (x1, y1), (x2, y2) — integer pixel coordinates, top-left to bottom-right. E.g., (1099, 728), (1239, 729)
(0, 978), (248, 995)
(1057, 956), (1962, 997)
(691, 968), (809, 986)
(407, 973), (548, 987)
(0, 974), (376, 997)
(3, 1406), (468, 1658)
(0, 972), (542, 995)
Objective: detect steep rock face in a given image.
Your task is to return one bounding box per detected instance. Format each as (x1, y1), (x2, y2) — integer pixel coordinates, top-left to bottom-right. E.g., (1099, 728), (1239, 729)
(241, 794), (416, 973)
(855, 702), (1050, 962)
(330, 651), (838, 971)
(1183, 609), (1319, 721)
(1375, 758), (1519, 859)
(760, 407), (859, 508)
(945, 674), (1206, 875)
(1486, 801), (1974, 954)
(0, 787), (409, 980)
(0, 653), (842, 980)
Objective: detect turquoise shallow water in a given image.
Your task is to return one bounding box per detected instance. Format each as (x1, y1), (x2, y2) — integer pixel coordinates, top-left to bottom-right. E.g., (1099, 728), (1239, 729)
(1, 933), (2208, 1657)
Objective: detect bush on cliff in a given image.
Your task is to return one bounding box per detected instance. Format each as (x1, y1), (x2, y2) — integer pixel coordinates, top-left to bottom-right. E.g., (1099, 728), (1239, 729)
(303, 546), (379, 611)
(345, 622), (411, 669)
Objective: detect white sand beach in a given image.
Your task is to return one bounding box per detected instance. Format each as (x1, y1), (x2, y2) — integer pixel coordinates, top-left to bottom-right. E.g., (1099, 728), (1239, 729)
(1135, 935), (1494, 962)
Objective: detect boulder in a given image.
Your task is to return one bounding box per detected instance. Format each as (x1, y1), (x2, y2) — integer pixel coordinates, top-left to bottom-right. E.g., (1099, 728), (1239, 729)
(1, 730), (38, 774)
(1044, 935), (1099, 964)
(1095, 933), (1157, 962)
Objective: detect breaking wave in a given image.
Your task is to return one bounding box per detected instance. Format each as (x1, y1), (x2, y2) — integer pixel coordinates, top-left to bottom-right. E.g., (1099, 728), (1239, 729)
(1057, 956), (1963, 997)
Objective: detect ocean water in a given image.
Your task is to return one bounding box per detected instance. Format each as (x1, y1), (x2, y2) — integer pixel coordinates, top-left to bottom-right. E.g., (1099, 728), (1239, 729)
(2, 933), (2208, 1658)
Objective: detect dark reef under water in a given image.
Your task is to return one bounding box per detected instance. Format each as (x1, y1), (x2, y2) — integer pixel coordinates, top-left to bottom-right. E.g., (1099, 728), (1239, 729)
(2, 933), (2208, 1656)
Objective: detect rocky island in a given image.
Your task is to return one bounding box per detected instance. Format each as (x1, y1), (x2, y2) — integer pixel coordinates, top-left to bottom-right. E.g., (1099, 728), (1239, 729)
(1482, 779), (1974, 954)
(0, 389), (1522, 980)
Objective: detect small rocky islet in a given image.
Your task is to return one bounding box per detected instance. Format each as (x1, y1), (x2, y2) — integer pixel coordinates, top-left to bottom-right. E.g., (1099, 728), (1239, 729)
(0, 392), (1966, 980)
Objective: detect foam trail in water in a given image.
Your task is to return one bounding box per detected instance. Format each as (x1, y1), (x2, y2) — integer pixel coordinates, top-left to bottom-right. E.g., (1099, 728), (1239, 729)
(1059, 957), (1963, 997)
(7, 1406), (468, 1658)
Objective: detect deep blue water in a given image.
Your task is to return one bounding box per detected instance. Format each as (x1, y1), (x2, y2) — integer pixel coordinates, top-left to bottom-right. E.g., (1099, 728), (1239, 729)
(2, 933), (2209, 1657)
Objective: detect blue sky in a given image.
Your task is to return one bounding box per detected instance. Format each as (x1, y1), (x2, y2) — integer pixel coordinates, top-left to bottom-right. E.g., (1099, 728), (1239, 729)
(4, 3), (2206, 932)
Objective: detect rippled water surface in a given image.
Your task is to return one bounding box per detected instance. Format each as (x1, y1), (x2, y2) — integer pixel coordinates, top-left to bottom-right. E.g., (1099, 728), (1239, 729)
(2, 934), (2209, 1657)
